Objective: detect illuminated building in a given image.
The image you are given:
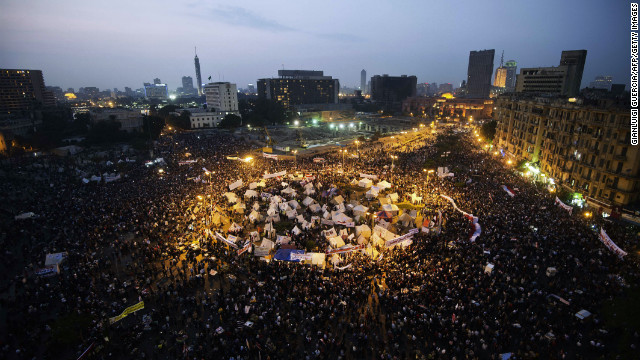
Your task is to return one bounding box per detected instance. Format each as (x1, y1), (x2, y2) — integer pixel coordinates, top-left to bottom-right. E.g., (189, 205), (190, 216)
(144, 82), (168, 99)
(360, 69), (366, 94)
(258, 70), (339, 108)
(402, 95), (493, 119)
(203, 82), (238, 112)
(0, 69), (56, 113)
(466, 49), (495, 99)
(194, 49), (203, 96)
(505, 60), (517, 90)
(494, 93), (638, 209)
(515, 50), (586, 97)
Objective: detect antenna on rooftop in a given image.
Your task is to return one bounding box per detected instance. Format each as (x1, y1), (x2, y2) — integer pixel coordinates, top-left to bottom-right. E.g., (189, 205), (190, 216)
(500, 50), (504, 67)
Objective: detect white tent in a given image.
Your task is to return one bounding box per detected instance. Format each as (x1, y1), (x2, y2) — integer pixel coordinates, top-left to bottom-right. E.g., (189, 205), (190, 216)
(229, 222), (243, 232)
(332, 195), (345, 204)
(224, 192), (238, 203)
(323, 211), (332, 219)
(366, 186), (380, 199)
(350, 178), (359, 185)
(286, 210), (297, 219)
(358, 178), (373, 188)
(370, 233), (385, 247)
(296, 214), (305, 223)
(244, 189), (258, 199)
(281, 187), (296, 195)
(271, 195), (283, 204)
(310, 253), (326, 266)
(387, 193), (399, 203)
(264, 223), (275, 235)
(329, 236), (346, 248)
(353, 205), (368, 216)
(292, 226), (301, 235)
(332, 212), (352, 224)
(330, 254), (341, 265)
(288, 200), (300, 209)
(398, 212), (413, 227)
(253, 202), (260, 211)
(249, 210), (262, 223)
(364, 245), (379, 258)
(266, 214), (281, 223)
(376, 180), (392, 189)
(382, 204), (399, 213)
(303, 188), (316, 196)
(302, 197), (315, 206)
(304, 182), (314, 189)
(309, 204), (322, 213)
(355, 224), (372, 238)
(301, 220), (312, 230)
(379, 197), (390, 205)
(260, 238), (275, 250)
(233, 202), (247, 213)
(356, 235), (367, 245)
(249, 182), (258, 190)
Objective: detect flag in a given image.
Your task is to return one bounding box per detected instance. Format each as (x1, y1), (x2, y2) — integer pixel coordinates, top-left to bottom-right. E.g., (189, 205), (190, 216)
(208, 75), (212, 80)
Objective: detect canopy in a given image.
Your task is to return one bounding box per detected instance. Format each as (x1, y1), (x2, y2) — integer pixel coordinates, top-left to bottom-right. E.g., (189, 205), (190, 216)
(259, 238), (275, 249)
(249, 210), (262, 223)
(286, 210), (297, 219)
(309, 204), (322, 213)
(302, 197), (315, 206)
(329, 236), (345, 248)
(244, 189), (258, 198)
(382, 204), (399, 212)
(376, 211), (393, 219)
(292, 226), (301, 235)
(288, 200), (300, 209)
(376, 180), (392, 189)
(332, 195), (345, 204)
(332, 212), (352, 224)
(358, 178), (373, 188)
(366, 186), (380, 198)
(387, 193), (399, 203)
(355, 224), (372, 238)
(398, 213), (413, 226)
(224, 192), (238, 203)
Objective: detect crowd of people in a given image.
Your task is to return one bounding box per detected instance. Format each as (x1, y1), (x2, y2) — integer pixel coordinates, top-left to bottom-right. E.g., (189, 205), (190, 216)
(0, 124), (638, 359)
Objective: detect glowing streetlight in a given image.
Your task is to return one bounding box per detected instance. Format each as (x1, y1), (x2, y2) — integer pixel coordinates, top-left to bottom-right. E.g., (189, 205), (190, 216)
(294, 120), (299, 126)
(507, 160), (513, 165)
(390, 155), (398, 171)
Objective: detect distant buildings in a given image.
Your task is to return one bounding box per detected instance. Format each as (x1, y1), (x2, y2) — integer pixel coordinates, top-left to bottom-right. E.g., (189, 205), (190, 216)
(494, 93), (637, 210)
(515, 50), (587, 97)
(194, 51), (203, 96)
(258, 70), (340, 108)
(153, 78), (161, 85)
(360, 69), (366, 93)
(188, 109), (232, 129)
(438, 83), (453, 94)
(402, 95), (493, 119)
(493, 51), (507, 88)
(589, 75), (613, 91)
(90, 108), (144, 132)
(370, 74), (417, 111)
(466, 49), (495, 98)
(416, 83), (430, 96)
(144, 82), (168, 100)
(0, 69), (56, 113)
(177, 76), (197, 96)
(204, 82), (239, 113)
(504, 60), (517, 91)
(429, 83), (438, 96)
(247, 83), (256, 94)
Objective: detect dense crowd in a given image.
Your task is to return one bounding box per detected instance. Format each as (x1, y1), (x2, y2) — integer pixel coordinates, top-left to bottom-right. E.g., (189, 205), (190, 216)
(0, 125), (638, 359)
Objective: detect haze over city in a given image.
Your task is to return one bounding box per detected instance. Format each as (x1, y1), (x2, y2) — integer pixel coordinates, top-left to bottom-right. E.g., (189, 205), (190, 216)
(0, 0), (630, 90)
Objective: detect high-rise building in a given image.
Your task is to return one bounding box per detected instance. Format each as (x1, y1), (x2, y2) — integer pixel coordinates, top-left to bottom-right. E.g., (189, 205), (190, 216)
(494, 93), (637, 209)
(0, 69), (56, 113)
(590, 75), (613, 91)
(203, 82), (238, 112)
(429, 82), (438, 96)
(182, 76), (194, 90)
(466, 49), (495, 98)
(493, 51), (507, 88)
(153, 78), (161, 85)
(361, 69), (366, 93)
(438, 83), (453, 94)
(559, 50), (587, 97)
(194, 48), (203, 96)
(258, 70), (339, 108)
(144, 82), (168, 99)
(505, 60), (517, 91)
(247, 84), (256, 94)
(370, 74), (417, 111)
(515, 50), (587, 97)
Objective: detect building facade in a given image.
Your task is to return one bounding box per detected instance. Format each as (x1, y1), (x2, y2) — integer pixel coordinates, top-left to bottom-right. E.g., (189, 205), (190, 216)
(515, 50), (586, 97)
(493, 67), (507, 88)
(194, 53), (203, 96)
(144, 83), (168, 99)
(589, 75), (613, 91)
(90, 109), (144, 132)
(0, 69), (56, 113)
(258, 70), (339, 108)
(370, 74), (417, 111)
(402, 95), (493, 119)
(559, 50), (587, 97)
(203, 82), (238, 112)
(494, 94), (638, 209)
(504, 60), (518, 91)
(466, 49), (495, 98)
(188, 109), (235, 128)
(360, 69), (366, 93)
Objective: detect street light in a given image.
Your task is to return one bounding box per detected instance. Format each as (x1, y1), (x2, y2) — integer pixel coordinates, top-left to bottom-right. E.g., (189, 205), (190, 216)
(390, 155), (398, 171)
(354, 140), (360, 154)
(292, 150), (298, 166)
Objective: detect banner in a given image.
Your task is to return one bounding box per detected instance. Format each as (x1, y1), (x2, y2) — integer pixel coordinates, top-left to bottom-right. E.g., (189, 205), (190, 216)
(335, 264), (353, 270)
(109, 301), (145, 324)
(229, 179), (243, 190)
(334, 220), (355, 227)
(263, 153), (278, 160)
(263, 170), (287, 179)
(36, 265), (59, 277)
(321, 219), (334, 226)
(555, 197), (573, 215)
(326, 244), (365, 255)
(178, 160), (197, 165)
(237, 242), (252, 256)
(254, 247), (271, 257)
(215, 232), (239, 249)
(359, 173), (378, 180)
(385, 229), (418, 248)
(313, 158), (325, 163)
(290, 253), (313, 261)
(470, 222), (482, 242)
(599, 228), (627, 258)
(501, 185), (515, 197)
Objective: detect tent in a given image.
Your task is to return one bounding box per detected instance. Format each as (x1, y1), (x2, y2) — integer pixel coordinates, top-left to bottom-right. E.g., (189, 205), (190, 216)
(302, 197), (315, 206)
(224, 192), (238, 203)
(398, 212), (413, 227)
(323, 211), (332, 219)
(358, 178), (373, 188)
(292, 226), (301, 235)
(252, 202), (260, 211)
(356, 235), (367, 245)
(249, 210), (262, 223)
(301, 220), (312, 230)
(288, 200), (300, 209)
(379, 197), (390, 205)
(249, 182), (258, 190)
(332, 212), (352, 224)
(45, 252), (67, 266)
(281, 187), (296, 195)
(244, 189), (258, 199)
(264, 222), (275, 235)
(387, 193), (399, 203)
(212, 213), (222, 225)
(353, 205), (368, 216)
(332, 195), (345, 204)
(364, 245), (379, 258)
(229, 222), (243, 232)
(259, 238), (275, 249)
(310, 253), (326, 266)
(266, 214), (281, 223)
(233, 202), (246, 213)
(329, 236), (345, 248)
(355, 224), (372, 238)
(286, 210), (297, 219)
(382, 204), (399, 213)
(330, 254), (341, 265)
(309, 204), (322, 213)
(366, 186), (380, 199)
(350, 178), (359, 186)
(303, 188), (315, 196)
(376, 211), (393, 220)
(296, 214), (305, 223)
(370, 233), (385, 247)
(376, 180), (392, 189)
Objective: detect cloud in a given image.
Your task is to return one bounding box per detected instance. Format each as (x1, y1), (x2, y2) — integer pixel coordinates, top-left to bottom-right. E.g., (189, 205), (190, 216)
(191, 5), (364, 42)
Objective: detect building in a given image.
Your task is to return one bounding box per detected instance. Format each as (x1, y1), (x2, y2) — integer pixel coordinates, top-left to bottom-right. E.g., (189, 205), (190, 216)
(258, 70), (339, 108)
(515, 50), (587, 97)
(416, 83), (430, 96)
(153, 78), (162, 85)
(360, 69), (366, 93)
(493, 51), (507, 88)
(79, 87), (100, 98)
(589, 75), (613, 91)
(429, 83), (438, 96)
(504, 60), (518, 91)
(203, 82), (238, 112)
(0, 69), (56, 113)
(187, 108), (235, 128)
(144, 83), (168, 100)
(194, 50), (203, 96)
(402, 95), (493, 119)
(247, 83), (256, 94)
(370, 74), (417, 111)
(438, 83), (453, 94)
(559, 50), (587, 97)
(494, 94), (638, 210)
(466, 49), (495, 98)
(182, 76), (194, 90)
(90, 108), (144, 132)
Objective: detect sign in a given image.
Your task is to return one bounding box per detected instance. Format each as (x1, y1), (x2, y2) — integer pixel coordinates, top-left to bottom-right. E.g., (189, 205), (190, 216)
(599, 228), (627, 258)
(36, 265), (59, 277)
(263, 153), (278, 160)
(254, 247), (271, 257)
(229, 179), (243, 190)
(215, 232), (239, 249)
(237, 242), (252, 256)
(109, 301), (145, 324)
(263, 170), (286, 179)
(555, 196), (573, 215)
(384, 229), (418, 248)
(290, 253), (313, 261)
(313, 158), (325, 163)
(326, 244), (365, 255)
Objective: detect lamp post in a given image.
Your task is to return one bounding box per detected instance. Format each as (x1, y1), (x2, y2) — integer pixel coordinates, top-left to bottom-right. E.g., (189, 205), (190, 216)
(341, 149), (346, 169)
(354, 140), (360, 155)
(292, 150), (298, 167)
(390, 155), (397, 172)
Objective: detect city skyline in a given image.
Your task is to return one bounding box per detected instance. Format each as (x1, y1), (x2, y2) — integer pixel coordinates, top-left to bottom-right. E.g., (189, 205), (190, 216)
(0, 0), (630, 91)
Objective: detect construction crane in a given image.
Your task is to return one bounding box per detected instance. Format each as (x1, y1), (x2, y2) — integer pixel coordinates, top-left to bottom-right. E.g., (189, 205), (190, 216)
(263, 126), (276, 146)
(297, 129), (308, 148)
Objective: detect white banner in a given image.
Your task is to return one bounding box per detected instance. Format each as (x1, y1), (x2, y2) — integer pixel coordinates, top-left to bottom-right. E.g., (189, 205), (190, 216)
(334, 220), (355, 227)
(263, 170), (287, 179)
(229, 179), (243, 190)
(599, 228), (627, 258)
(555, 196), (573, 215)
(326, 244), (365, 255)
(290, 253), (313, 261)
(237, 242), (252, 256)
(215, 232), (239, 249)
(359, 173), (378, 180)
(263, 153), (278, 160)
(385, 229), (418, 248)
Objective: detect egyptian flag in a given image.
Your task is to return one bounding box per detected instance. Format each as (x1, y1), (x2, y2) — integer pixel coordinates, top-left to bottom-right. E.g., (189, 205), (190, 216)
(501, 185), (515, 197)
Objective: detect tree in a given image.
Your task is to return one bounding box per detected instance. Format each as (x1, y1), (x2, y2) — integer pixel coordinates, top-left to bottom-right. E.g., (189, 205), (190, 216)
(85, 120), (125, 144)
(480, 120), (497, 142)
(218, 114), (242, 129)
(143, 115), (164, 139)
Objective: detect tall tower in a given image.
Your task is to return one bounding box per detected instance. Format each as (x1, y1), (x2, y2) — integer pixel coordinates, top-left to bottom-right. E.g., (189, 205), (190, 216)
(466, 49), (495, 98)
(360, 69), (366, 93)
(194, 47), (203, 96)
(493, 51), (507, 88)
